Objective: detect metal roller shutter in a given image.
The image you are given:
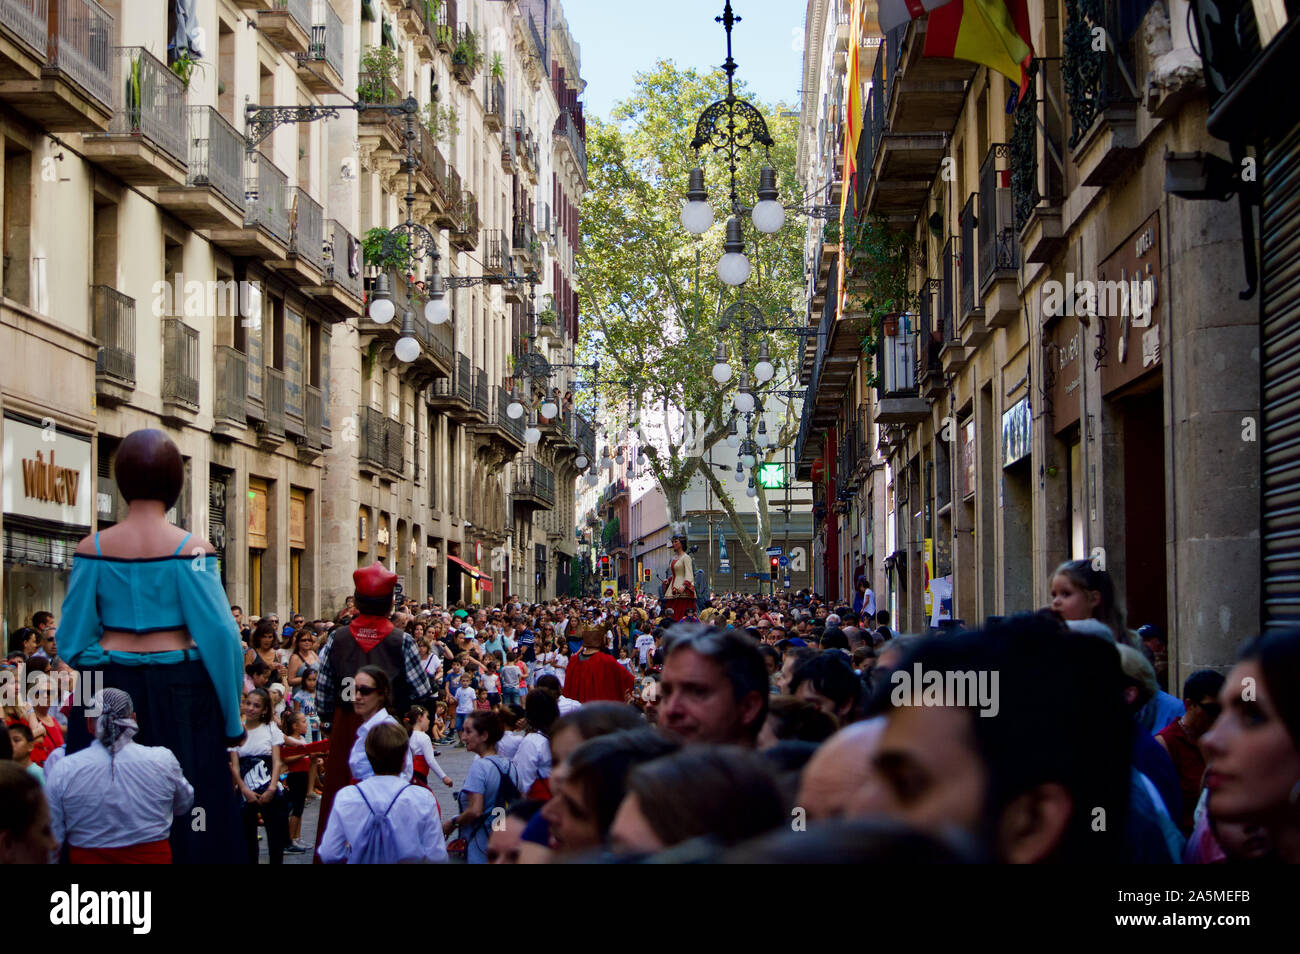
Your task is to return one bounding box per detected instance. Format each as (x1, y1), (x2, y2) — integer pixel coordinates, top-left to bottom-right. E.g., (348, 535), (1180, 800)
(1261, 122), (1300, 628)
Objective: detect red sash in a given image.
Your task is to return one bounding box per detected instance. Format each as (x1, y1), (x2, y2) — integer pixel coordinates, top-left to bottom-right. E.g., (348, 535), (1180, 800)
(349, 615), (394, 652)
(69, 839), (172, 864)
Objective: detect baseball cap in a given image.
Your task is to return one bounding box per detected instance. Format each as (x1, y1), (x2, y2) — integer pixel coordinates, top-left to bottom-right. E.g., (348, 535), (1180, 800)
(453, 609), (469, 619)
(786, 636), (809, 647)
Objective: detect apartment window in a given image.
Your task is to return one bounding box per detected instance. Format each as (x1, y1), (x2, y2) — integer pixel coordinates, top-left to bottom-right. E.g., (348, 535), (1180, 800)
(219, 20), (236, 124)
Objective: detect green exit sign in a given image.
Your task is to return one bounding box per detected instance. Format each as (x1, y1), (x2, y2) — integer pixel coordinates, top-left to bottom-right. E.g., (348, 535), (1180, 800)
(757, 463), (786, 489)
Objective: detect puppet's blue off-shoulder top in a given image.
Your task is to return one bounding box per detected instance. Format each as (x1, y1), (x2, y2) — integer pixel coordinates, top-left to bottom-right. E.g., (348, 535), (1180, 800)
(57, 532), (245, 740)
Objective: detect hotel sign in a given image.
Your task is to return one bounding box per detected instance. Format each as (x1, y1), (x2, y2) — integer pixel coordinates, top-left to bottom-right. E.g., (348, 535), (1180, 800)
(2, 417), (92, 527)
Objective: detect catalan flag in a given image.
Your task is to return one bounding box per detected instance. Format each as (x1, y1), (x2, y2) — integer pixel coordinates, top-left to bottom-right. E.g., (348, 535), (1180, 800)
(924, 0), (1033, 97)
(839, 0), (864, 224)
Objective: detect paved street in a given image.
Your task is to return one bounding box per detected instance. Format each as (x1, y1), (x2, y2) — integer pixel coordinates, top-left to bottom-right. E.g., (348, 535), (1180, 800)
(262, 740), (479, 864)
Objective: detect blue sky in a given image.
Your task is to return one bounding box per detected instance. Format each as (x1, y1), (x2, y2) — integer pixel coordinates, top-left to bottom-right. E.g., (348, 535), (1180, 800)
(560, 0), (808, 120)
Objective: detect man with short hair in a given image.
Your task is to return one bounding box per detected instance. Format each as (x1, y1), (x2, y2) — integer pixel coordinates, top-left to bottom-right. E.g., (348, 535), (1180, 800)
(1155, 668), (1226, 835)
(658, 625), (768, 747)
(791, 651), (860, 723)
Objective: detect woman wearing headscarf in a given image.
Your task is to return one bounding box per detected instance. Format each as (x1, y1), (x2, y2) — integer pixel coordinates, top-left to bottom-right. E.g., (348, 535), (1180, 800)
(45, 688), (194, 863)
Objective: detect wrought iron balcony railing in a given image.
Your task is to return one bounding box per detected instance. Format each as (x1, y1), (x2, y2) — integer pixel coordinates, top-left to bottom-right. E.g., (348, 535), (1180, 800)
(324, 219), (363, 300)
(977, 143), (1017, 289)
(289, 186), (324, 273)
(102, 47), (186, 165)
(245, 154), (290, 243)
(213, 345), (246, 425)
(92, 284), (134, 386)
(186, 106), (245, 211)
(46, 0), (112, 110)
(162, 318), (200, 411)
(1, 0), (48, 57)
(262, 367), (286, 440)
(304, 0), (343, 80)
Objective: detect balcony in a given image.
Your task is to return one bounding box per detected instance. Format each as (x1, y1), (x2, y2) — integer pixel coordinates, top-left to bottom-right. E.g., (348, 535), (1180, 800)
(938, 237), (971, 372)
(449, 188), (478, 251)
(484, 76), (505, 132)
(475, 385), (526, 455)
(212, 345), (247, 439)
(429, 353), (475, 421)
(957, 193), (989, 347)
(468, 368), (489, 422)
(1063, 0), (1138, 188)
(432, 161), (460, 228)
(91, 283), (133, 406)
(875, 317), (929, 426)
(157, 106), (246, 229)
(161, 318), (200, 424)
(806, 268), (859, 429)
(296, 0), (343, 93)
(0, 0), (48, 79)
(863, 20), (973, 221)
(296, 384), (323, 460)
(314, 219), (364, 318)
(397, 0), (436, 62)
(450, 23), (479, 85)
(574, 411), (596, 464)
(916, 279), (945, 402)
(260, 0), (310, 55)
(279, 186), (325, 284)
(512, 215), (540, 273)
(210, 153), (290, 258)
(257, 367), (286, 447)
(356, 69), (405, 155)
(434, 0), (455, 52)
(1011, 58), (1065, 264)
(511, 459), (555, 513)
(359, 405), (391, 476)
(977, 143), (1019, 329)
(481, 229), (509, 282)
(0, 0), (112, 132)
(553, 107), (587, 180)
(500, 128), (518, 174)
(82, 47), (186, 185)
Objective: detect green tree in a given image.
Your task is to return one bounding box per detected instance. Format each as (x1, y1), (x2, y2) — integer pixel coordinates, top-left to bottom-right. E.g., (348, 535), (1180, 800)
(577, 60), (805, 571)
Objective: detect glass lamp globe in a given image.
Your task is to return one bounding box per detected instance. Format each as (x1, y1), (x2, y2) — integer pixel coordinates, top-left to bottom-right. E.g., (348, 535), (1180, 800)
(717, 252), (751, 287)
(369, 296), (395, 324)
(754, 359), (775, 383)
(394, 336), (420, 362)
(756, 428), (771, 448)
(525, 425), (541, 444)
(424, 296), (450, 325)
(733, 389), (755, 414)
(751, 199), (786, 235)
(506, 398), (524, 419)
(712, 360), (732, 384)
(741, 450), (756, 468)
(586, 473), (599, 487)
(638, 454), (647, 467)
(575, 455), (589, 469)
(680, 200), (714, 235)
(541, 399), (559, 417)
(733, 465), (746, 483)
(726, 431), (741, 448)
(746, 482), (758, 498)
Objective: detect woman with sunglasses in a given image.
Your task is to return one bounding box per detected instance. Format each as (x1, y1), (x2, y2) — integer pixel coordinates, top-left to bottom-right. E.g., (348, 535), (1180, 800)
(287, 630), (320, 690)
(347, 665), (412, 784)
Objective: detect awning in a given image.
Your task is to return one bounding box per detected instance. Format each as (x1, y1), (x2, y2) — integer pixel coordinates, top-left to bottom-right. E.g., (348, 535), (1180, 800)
(447, 554), (484, 579)
(478, 578), (493, 592)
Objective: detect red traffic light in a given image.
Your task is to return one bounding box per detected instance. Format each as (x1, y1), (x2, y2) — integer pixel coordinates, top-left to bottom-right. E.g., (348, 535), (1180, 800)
(770, 557), (779, 567)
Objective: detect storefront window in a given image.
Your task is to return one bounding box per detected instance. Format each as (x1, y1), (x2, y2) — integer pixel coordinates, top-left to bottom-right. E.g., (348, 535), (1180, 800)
(3, 527), (76, 639)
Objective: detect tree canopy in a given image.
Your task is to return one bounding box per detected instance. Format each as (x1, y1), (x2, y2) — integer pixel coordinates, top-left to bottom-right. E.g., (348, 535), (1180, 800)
(577, 60), (807, 568)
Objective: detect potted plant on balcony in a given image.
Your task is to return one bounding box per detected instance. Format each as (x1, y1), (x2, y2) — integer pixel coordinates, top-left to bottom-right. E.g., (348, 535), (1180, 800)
(490, 51), (505, 82)
(125, 52), (143, 133)
(362, 227), (411, 273)
(357, 46), (399, 103)
(538, 307), (557, 327)
(452, 30), (482, 78)
(169, 50), (207, 91)
(423, 102), (459, 143)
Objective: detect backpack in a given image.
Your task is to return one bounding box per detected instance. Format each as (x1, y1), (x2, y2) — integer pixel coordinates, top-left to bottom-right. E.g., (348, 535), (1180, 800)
(465, 755), (521, 838)
(351, 785), (412, 864)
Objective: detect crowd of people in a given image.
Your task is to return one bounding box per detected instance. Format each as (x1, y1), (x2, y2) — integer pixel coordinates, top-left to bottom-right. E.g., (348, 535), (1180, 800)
(4, 551), (1299, 864)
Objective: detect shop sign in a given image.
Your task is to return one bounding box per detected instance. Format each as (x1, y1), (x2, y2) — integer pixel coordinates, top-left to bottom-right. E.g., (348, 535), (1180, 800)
(1100, 211), (1162, 395)
(2, 417), (92, 527)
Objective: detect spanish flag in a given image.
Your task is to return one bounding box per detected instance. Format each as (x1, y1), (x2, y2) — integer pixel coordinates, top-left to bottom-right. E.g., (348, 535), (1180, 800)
(923, 0), (1033, 98)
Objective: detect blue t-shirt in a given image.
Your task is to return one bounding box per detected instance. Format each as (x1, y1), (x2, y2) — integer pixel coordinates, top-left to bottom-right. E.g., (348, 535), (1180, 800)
(459, 754), (520, 864)
(517, 629), (536, 662)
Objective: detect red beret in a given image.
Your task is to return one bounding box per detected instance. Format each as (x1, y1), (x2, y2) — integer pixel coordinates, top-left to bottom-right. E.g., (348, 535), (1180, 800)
(353, 561), (397, 598)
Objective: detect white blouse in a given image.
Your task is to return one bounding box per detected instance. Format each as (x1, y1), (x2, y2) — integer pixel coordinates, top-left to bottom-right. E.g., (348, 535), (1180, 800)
(348, 709), (413, 782)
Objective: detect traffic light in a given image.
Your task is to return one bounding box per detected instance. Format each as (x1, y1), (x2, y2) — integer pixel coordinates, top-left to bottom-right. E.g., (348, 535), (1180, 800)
(769, 556), (779, 581)
(600, 555), (611, 578)
(643, 567), (652, 582)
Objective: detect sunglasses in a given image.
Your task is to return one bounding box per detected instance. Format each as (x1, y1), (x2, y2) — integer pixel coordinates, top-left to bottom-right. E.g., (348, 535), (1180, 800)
(354, 685), (378, 696)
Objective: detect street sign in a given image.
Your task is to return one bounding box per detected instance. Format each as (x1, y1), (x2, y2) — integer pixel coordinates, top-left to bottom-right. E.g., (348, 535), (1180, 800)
(744, 572), (766, 579)
(394, 577), (404, 604)
(778, 556), (789, 568)
(765, 546), (783, 557)
(719, 559), (731, 573)
(783, 578), (791, 588)
(757, 462), (786, 489)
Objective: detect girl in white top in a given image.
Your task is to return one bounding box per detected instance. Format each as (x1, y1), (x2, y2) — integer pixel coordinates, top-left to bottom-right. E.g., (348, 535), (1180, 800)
(553, 642), (569, 687)
(403, 707), (452, 788)
(347, 667), (413, 783)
